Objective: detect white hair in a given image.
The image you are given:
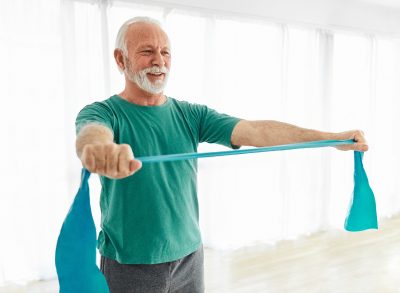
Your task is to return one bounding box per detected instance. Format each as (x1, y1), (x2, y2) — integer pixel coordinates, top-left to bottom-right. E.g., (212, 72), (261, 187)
(115, 16), (163, 54)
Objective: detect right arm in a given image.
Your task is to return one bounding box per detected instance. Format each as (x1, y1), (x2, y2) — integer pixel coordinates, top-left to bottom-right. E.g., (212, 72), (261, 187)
(76, 123), (142, 179)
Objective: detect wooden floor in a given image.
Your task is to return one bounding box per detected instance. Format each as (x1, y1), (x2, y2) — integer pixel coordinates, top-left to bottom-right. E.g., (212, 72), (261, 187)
(205, 215), (400, 293)
(2, 215), (400, 293)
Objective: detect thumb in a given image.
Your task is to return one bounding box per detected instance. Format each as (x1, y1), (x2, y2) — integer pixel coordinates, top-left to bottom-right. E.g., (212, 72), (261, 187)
(129, 159), (142, 174)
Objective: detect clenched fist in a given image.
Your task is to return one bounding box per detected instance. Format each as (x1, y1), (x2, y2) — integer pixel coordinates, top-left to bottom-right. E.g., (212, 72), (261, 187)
(80, 143), (142, 179)
(333, 130), (369, 152)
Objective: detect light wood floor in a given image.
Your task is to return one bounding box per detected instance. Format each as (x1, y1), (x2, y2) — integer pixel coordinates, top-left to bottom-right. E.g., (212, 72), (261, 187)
(2, 215), (399, 293)
(205, 215), (400, 293)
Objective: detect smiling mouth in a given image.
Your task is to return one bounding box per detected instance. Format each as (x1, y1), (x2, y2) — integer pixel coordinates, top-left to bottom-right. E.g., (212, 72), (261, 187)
(147, 73), (164, 78)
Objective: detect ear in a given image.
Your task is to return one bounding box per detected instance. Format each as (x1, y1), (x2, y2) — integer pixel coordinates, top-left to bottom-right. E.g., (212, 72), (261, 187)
(114, 49), (125, 72)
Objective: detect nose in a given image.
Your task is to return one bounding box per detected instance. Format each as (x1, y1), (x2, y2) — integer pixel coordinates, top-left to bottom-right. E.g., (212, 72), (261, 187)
(152, 50), (165, 67)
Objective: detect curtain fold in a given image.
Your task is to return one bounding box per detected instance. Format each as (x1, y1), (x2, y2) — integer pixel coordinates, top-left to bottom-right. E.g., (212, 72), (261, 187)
(1, 0), (399, 285)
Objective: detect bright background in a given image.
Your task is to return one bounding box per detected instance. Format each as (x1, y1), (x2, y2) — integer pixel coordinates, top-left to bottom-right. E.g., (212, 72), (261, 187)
(1, 0), (399, 286)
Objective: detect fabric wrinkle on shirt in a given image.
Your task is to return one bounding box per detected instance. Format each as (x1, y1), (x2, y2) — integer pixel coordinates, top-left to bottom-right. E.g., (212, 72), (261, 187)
(75, 95), (241, 265)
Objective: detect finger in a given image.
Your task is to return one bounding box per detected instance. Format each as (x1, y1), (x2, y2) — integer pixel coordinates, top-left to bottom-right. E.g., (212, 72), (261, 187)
(129, 159), (142, 174)
(118, 152), (130, 178)
(81, 145), (96, 172)
(354, 143), (369, 152)
(94, 146), (106, 174)
(105, 144), (119, 178)
(353, 130), (366, 143)
(353, 131), (368, 152)
(118, 144), (134, 177)
(88, 152), (97, 172)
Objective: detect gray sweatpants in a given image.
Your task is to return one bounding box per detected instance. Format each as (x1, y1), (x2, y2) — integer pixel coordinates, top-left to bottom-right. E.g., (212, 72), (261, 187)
(100, 246), (204, 293)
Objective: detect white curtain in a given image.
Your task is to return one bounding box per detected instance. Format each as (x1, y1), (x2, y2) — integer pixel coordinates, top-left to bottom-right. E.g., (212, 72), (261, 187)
(1, 0), (399, 285)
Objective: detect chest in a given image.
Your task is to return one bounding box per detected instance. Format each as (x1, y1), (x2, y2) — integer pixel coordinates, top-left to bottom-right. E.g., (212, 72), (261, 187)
(115, 109), (197, 157)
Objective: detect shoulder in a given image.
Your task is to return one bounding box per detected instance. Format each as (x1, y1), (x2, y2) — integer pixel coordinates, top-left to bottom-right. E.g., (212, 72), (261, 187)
(79, 96), (115, 112)
(76, 97), (121, 123)
(169, 97), (208, 114)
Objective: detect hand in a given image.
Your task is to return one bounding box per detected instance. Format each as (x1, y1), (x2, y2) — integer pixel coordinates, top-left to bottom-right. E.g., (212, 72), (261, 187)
(80, 143), (142, 179)
(334, 130), (369, 152)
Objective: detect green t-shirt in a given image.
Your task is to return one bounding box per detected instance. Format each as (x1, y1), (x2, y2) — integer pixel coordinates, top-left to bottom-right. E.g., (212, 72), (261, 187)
(75, 95), (241, 264)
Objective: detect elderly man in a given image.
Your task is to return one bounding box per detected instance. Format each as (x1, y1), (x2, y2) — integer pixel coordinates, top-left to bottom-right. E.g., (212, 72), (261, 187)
(75, 16), (368, 293)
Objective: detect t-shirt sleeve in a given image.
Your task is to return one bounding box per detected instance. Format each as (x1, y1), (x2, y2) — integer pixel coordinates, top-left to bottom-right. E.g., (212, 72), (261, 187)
(75, 101), (115, 136)
(194, 104), (241, 149)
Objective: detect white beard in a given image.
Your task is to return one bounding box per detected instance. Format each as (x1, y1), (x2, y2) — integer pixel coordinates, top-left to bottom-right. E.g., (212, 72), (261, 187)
(125, 59), (169, 94)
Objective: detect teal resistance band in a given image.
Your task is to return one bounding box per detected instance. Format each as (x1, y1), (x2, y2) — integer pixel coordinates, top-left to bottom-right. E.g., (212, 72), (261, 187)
(56, 169), (109, 293)
(55, 139), (378, 293)
(138, 139), (355, 163)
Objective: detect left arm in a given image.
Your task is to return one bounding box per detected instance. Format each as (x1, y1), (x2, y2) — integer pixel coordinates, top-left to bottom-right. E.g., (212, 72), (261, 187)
(231, 120), (368, 152)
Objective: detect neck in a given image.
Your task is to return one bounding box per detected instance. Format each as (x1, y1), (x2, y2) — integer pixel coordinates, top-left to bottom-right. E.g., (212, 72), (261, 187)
(119, 81), (166, 106)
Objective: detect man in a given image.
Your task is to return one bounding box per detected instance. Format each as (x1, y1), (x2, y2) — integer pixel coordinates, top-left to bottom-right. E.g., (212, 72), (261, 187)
(75, 16), (368, 293)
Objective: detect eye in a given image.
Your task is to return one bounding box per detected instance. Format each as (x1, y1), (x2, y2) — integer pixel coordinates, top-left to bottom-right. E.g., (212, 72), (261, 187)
(162, 51), (170, 56)
(141, 50), (152, 55)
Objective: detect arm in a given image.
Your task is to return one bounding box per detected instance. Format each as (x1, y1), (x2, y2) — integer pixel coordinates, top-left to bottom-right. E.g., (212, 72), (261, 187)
(231, 120), (368, 152)
(76, 123), (142, 178)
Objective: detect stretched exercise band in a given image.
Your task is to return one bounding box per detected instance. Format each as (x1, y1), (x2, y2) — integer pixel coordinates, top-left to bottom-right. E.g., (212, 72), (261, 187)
(55, 139), (377, 293)
(138, 139), (354, 163)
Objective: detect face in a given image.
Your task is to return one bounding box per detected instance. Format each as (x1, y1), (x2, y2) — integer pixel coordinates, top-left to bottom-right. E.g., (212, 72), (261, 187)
(122, 23), (171, 95)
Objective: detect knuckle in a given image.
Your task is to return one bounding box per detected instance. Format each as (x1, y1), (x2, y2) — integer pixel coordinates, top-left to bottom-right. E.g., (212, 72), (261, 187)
(95, 169), (104, 176)
(95, 160), (105, 171)
(89, 144), (104, 156)
(110, 171), (118, 178)
(105, 143), (116, 152)
(82, 144), (93, 155)
(108, 157), (116, 166)
(95, 165), (104, 173)
(82, 161), (91, 170)
(118, 164), (130, 176)
(119, 171), (129, 178)
(120, 144), (132, 153)
(117, 164), (128, 174)
(81, 157), (92, 167)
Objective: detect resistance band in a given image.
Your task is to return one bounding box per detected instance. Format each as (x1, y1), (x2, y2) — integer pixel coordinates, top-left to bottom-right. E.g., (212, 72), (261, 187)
(55, 139), (377, 293)
(139, 139), (355, 163)
(55, 169), (109, 293)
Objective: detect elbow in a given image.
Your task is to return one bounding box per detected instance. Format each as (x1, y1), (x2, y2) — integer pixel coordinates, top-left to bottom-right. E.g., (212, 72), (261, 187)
(231, 120), (264, 147)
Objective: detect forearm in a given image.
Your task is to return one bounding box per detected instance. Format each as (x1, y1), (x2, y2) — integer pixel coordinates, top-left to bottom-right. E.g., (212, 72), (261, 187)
(75, 123), (114, 158)
(232, 120), (335, 147)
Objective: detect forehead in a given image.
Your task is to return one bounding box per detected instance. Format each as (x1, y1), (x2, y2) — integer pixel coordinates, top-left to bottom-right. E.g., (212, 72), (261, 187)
(125, 22), (170, 49)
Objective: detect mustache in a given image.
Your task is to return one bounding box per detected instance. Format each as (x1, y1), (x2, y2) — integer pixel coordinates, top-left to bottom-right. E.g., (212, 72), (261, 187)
(141, 66), (169, 74)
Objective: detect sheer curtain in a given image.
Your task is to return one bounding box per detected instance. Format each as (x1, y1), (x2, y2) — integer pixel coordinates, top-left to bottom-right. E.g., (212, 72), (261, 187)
(1, 0), (399, 285)
(0, 0), (69, 284)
